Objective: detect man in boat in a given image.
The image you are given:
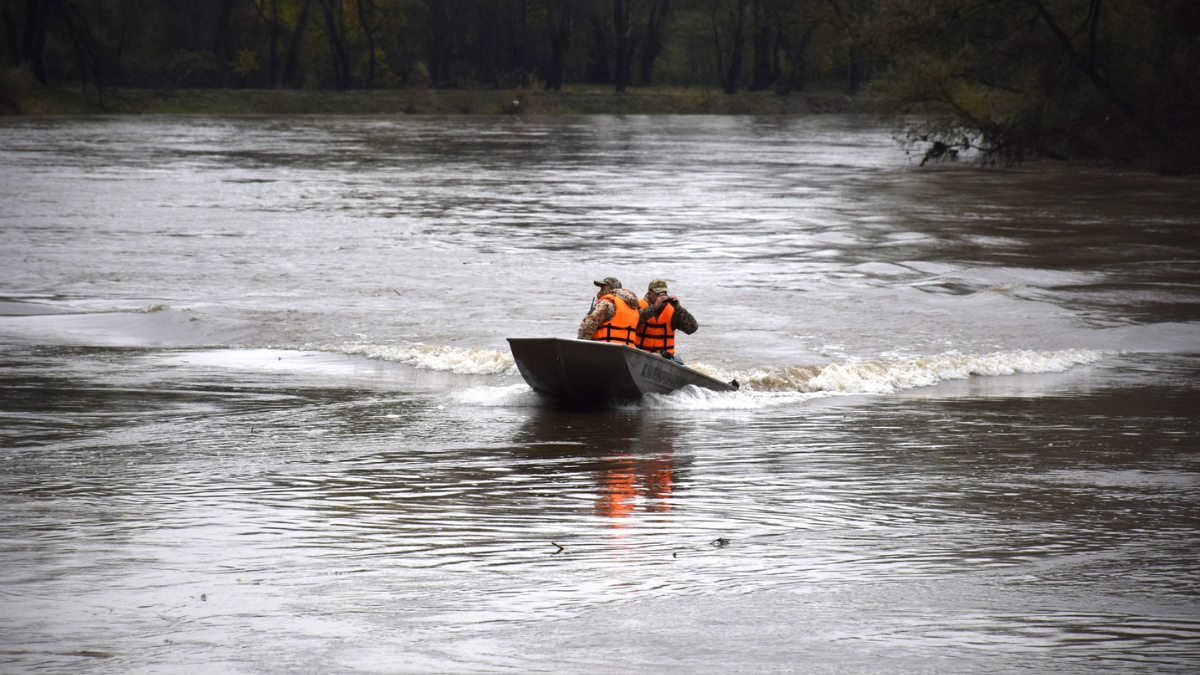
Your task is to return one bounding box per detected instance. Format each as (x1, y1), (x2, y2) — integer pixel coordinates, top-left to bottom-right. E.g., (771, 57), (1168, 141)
(637, 278), (698, 364)
(577, 276), (642, 347)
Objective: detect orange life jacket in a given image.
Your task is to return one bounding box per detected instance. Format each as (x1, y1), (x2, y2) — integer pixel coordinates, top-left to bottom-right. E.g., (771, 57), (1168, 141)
(638, 298), (675, 355)
(592, 294), (640, 346)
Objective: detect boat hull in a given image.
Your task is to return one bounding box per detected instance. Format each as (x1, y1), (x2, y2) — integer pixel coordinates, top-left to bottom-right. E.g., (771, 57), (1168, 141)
(507, 337), (736, 405)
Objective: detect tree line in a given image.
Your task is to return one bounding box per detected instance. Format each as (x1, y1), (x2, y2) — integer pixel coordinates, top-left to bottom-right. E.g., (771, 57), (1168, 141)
(2, 1), (878, 94)
(3, 0), (1197, 171)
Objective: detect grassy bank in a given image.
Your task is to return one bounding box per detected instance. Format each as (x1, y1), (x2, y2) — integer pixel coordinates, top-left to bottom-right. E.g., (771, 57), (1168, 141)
(3, 81), (876, 116)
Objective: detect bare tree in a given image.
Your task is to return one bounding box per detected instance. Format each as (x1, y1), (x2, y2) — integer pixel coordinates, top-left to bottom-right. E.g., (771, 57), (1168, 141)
(317, 0), (351, 88)
(722, 0), (745, 93)
(354, 0), (378, 87)
(545, 0), (574, 91)
(638, 0), (670, 85)
(748, 0), (770, 90)
(613, 0), (635, 91)
(281, 0), (312, 87)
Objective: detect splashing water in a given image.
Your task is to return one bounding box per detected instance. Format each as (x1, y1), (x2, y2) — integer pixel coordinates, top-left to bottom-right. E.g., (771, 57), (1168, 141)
(363, 345), (1110, 410)
(329, 343), (518, 375)
(724, 349), (1107, 395)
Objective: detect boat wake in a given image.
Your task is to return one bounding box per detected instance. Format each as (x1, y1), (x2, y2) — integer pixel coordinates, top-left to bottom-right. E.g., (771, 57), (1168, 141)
(697, 349), (1106, 395)
(631, 348), (1106, 410)
(328, 343), (1106, 409)
(448, 383), (547, 408)
(328, 343), (518, 375)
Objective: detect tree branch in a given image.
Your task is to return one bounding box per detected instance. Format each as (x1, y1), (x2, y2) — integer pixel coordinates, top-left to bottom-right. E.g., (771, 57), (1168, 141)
(1025, 0), (1165, 143)
(1086, 0), (1101, 73)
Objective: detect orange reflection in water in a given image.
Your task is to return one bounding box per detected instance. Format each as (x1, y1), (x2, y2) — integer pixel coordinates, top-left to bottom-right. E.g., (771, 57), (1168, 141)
(595, 451), (675, 525)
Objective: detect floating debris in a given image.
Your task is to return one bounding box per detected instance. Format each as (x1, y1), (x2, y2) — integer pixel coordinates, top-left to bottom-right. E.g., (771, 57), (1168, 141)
(550, 541), (565, 554)
(712, 537), (730, 547)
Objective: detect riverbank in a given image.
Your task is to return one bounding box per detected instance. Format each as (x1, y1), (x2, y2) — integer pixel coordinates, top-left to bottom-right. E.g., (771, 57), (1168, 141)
(3, 81), (875, 116)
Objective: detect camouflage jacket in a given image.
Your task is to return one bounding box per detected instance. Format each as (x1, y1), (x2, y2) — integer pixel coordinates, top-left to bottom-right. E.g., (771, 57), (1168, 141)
(577, 288), (642, 340)
(639, 295), (699, 335)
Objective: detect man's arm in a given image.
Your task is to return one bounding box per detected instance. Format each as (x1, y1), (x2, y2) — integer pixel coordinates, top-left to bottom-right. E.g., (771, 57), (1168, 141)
(671, 304), (698, 335)
(639, 293), (672, 323)
(637, 301), (660, 323)
(577, 299), (616, 339)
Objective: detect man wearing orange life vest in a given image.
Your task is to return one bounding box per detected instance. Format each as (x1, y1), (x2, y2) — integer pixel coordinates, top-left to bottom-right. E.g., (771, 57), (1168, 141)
(577, 276), (643, 346)
(636, 278), (698, 364)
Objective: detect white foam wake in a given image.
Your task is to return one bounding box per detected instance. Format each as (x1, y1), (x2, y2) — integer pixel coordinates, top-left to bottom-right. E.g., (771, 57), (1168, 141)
(327, 342), (1105, 409)
(635, 348), (1106, 410)
(448, 383), (547, 407)
(701, 348), (1106, 395)
(332, 343), (517, 375)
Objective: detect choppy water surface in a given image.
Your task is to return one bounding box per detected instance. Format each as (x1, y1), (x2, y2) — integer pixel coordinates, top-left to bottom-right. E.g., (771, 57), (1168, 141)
(1, 115), (1198, 673)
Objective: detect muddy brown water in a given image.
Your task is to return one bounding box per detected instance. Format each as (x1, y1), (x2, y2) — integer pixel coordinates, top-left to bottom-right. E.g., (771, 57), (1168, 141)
(1, 115), (1198, 673)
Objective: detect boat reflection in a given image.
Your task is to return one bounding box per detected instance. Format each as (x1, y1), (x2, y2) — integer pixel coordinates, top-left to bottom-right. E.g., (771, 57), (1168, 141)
(511, 409), (686, 527)
(594, 450), (674, 523)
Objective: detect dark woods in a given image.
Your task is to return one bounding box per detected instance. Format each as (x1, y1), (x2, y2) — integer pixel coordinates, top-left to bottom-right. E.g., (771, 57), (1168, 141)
(2, 0), (1197, 172)
(0, 0), (852, 93)
(873, 0), (1200, 174)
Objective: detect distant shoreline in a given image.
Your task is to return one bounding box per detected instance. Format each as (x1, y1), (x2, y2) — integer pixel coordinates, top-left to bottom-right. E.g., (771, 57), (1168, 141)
(5, 85), (878, 116)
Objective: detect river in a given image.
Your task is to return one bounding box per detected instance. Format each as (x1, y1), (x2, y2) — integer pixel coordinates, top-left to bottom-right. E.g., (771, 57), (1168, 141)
(1, 114), (1198, 673)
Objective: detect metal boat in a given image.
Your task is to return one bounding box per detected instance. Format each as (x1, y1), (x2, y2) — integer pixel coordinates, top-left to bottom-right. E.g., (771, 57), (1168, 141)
(507, 337), (738, 405)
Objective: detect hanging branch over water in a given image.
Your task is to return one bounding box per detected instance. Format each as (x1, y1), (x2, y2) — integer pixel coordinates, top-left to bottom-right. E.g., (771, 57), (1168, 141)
(869, 0), (1199, 173)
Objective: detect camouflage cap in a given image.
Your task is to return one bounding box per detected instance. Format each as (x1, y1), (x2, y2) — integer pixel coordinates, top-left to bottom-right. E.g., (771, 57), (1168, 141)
(593, 276), (622, 289)
(647, 278), (669, 294)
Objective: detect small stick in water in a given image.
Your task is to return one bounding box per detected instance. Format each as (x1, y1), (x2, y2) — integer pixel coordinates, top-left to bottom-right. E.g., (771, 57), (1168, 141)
(551, 542), (565, 554)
